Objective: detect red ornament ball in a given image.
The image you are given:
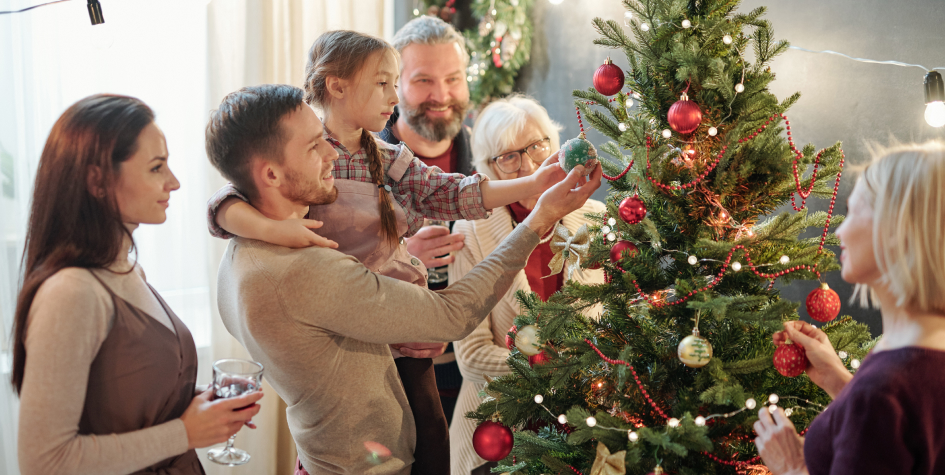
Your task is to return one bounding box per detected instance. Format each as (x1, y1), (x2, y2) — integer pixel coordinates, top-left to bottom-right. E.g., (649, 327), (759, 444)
(472, 420), (514, 461)
(505, 325), (518, 351)
(618, 194), (647, 224)
(609, 240), (638, 268)
(667, 92), (703, 134)
(773, 340), (810, 377)
(806, 283), (841, 322)
(593, 57), (625, 96)
(528, 350), (550, 367)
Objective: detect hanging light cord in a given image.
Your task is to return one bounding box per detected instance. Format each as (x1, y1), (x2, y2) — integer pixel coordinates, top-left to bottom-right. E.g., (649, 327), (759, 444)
(0, 0), (72, 15)
(788, 45), (945, 72)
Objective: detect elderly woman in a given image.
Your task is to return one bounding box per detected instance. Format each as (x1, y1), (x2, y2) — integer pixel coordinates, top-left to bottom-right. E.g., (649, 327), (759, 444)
(754, 142), (945, 475)
(448, 95), (606, 475)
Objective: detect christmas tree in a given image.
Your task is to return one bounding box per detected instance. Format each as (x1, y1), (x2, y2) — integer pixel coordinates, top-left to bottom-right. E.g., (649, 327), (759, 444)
(470, 1), (876, 474)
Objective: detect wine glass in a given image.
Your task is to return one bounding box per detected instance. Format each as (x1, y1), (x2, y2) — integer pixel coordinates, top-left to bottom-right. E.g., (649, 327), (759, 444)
(207, 358), (264, 466)
(425, 219), (450, 285)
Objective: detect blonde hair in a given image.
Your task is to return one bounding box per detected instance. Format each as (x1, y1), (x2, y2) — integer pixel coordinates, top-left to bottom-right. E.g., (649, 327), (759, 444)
(471, 95), (563, 180)
(852, 141), (945, 313)
(303, 30), (399, 245)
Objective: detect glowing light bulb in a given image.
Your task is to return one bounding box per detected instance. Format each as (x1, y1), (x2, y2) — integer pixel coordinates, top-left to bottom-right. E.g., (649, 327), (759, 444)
(558, 414), (568, 424)
(695, 416), (706, 427)
(851, 358), (861, 369)
(731, 261), (742, 272)
(780, 255), (790, 265)
(413, 8), (420, 15)
(534, 394), (544, 404)
(735, 83), (745, 93)
(668, 418), (680, 427)
(624, 11), (633, 20)
(628, 431), (639, 442)
(768, 405), (779, 414)
(838, 351), (848, 359)
(768, 393), (780, 405)
(618, 123), (628, 132)
(708, 126), (718, 136)
(681, 19), (692, 28)
(491, 8), (497, 15)
(925, 101), (945, 127)
(661, 129), (672, 138)
(640, 23), (650, 31)
(746, 398), (757, 409)
(785, 408), (794, 417)
(586, 416), (597, 427)
(722, 34), (733, 45)
(688, 255), (698, 266)
(608, 218), (617, 226)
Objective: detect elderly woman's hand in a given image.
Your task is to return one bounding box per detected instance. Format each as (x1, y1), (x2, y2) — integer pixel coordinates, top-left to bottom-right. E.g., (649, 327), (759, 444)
(773, 321), (852, 398)
(754, 407), (808, 475)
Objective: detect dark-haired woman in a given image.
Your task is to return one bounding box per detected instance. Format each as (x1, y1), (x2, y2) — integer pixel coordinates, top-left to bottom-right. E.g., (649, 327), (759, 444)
(13, 94), (263, 474)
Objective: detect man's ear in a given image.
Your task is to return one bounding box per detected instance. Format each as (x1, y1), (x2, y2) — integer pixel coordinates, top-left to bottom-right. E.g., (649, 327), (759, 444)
(86, 164), (106, 198)
(253, 158), (282, 192)
(325, 76), (347, 100)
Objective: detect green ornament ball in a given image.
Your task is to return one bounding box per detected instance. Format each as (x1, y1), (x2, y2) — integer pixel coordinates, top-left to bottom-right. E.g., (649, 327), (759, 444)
(561, 136), (598, 173)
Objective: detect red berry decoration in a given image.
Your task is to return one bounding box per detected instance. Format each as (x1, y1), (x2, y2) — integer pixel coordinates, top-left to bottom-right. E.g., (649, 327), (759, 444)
(528, 350), (550, 367)
(609, 240), (638, 269)
(505, 325), (518, 351)
(618, 194), (647, 224)
(773, 340), (810, 377)
(472, 420), (514, 461)
(667, 91), (702, 134)
(593, 57), (625, 96)
(806, 282), (841, 322)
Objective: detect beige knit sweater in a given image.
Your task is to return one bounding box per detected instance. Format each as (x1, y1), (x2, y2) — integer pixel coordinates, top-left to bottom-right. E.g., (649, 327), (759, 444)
(448, 200), (607, 475)
(216, 224), (539, 475)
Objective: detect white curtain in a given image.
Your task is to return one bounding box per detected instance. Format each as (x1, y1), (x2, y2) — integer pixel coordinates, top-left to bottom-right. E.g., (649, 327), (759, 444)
(0, 1), (389, 474)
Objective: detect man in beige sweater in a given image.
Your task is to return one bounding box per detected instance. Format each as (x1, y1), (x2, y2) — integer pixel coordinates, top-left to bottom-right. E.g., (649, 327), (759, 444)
(205, 84), (601, 475)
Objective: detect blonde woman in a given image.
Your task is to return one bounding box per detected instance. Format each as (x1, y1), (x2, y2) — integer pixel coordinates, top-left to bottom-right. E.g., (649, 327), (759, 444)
(448, 96), (606, 475)
(754, 142), (945, 475)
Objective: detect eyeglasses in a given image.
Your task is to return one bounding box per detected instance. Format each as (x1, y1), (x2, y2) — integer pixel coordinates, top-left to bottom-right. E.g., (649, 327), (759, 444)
(490, 137), (552, 173)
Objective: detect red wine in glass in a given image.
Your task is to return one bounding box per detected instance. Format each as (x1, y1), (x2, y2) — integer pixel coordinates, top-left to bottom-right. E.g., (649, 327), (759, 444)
(207, 359), (264, 466)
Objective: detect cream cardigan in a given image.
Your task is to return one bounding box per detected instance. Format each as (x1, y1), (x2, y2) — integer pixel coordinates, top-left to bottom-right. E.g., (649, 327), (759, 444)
(447, 200), (606, 475)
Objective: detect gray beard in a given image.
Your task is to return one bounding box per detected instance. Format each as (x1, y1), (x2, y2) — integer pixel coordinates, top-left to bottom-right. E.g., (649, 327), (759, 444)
(400, 104), (465, 142)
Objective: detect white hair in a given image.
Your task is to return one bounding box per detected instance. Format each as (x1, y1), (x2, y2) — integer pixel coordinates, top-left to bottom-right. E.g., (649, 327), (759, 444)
(391, 15), (468, 67)
(471, 95), (563, 180)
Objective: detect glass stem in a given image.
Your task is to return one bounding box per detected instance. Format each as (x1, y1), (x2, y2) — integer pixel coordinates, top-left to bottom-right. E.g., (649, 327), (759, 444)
(224, 434), (236, 451)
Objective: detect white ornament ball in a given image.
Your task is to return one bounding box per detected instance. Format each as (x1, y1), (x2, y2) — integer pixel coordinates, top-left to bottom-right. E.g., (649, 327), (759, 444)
(661, 129), (672, 139)
(607, 232), (616, 242)
(618, 123), (627, 132)
(745, 398), (757, 410)
(514, 324), (542, 356)
(681, 19), (692, 28)
(722, 34), (733, 45)
(558, 414), (568, 424)
(768, 393), (780, 405)
(586, 416), (597, 427)
(608, 217), (617, 226)
(626, 98), (634, 109)
(708, 126), (718, 136)
(688, 255), (698, 266)
(534, 394), (544, 404)
(731, 261), (742, 272)
(838, 351), (848, 359)
(695, 416), (706, 427)
(780, 255), (790, 265)
(668, 418), (680, 427)
(602, 226), (611, 234)
(624, 11), (633, 20)
(413, 8), (420, 16)
(768, 405), (779, 414)
(678, 333), (713, 368)
(640, 23), (650, 32)
(628, 430), (639, 442)
(735, 83), (745, 93)
(851, 359), (861, 369)
(785, 408), (794, 417)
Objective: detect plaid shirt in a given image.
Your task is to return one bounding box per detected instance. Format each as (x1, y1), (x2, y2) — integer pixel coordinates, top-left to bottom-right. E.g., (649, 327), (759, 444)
(207, 133), (490, 239)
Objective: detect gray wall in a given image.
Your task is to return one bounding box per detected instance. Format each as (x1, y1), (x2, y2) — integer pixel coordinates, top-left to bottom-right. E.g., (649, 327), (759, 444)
(396, 0), (945, 335)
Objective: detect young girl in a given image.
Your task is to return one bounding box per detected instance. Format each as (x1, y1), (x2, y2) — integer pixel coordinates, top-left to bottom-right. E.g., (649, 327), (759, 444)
(206, 31), (583, 474)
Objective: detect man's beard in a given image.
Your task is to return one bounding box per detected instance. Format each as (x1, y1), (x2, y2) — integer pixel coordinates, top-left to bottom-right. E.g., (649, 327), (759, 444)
(400, 98), (469, 142)
(285, 169), (338, 207)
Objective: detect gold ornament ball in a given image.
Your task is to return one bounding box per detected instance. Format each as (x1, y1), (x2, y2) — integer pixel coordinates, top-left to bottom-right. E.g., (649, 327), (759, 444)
(677, 333), (713, 367)
(514, 324), (542, 356)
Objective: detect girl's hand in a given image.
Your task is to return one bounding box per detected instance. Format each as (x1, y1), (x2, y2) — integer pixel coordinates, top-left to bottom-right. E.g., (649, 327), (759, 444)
(180, 389), (264, 450)
(264, 218), (339, 249)
(773, 321), (852, 398)
(754, 407), (809, 475)
(531, 151), (570, 193)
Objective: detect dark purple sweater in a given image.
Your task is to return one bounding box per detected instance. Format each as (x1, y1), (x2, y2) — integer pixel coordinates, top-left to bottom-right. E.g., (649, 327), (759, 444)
(805, 347), (945, 475)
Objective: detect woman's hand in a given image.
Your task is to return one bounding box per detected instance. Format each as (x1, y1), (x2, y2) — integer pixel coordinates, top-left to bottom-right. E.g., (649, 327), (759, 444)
(263, 218), (339, 249)
(180, 389), (264, 450)
(773, 321), (852, 398)
(754, 407), (809, 475)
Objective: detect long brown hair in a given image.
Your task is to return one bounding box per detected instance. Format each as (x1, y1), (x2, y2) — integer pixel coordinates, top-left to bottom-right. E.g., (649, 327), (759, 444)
(10, 94), (155, 394)
(304, 30), (399, 245)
